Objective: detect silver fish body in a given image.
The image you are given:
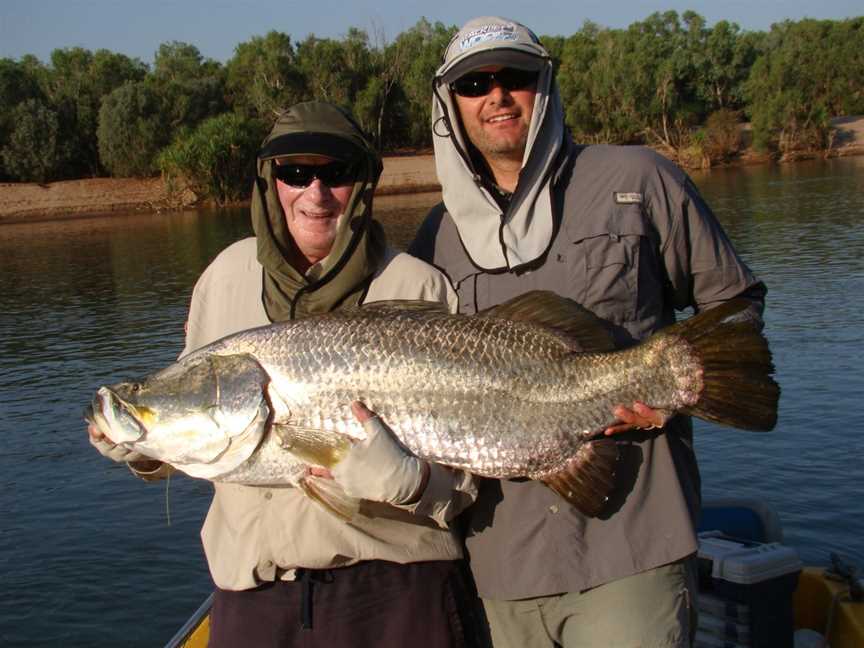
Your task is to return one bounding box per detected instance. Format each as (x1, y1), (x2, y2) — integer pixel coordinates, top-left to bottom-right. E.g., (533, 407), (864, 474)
(89, 292), (778, 516)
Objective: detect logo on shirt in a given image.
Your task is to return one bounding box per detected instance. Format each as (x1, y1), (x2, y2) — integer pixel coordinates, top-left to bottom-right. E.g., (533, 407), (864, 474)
(614, 192), (643, 204)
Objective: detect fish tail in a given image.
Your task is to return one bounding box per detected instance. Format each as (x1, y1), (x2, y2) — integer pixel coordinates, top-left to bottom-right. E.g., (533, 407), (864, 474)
(665, 299), (780, 431)
(541, 438), (619, 517)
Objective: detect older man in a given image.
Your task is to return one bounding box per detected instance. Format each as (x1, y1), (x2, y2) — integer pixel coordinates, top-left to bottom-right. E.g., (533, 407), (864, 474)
(91, 101), (480, 648)
(410, 16), (767, 648)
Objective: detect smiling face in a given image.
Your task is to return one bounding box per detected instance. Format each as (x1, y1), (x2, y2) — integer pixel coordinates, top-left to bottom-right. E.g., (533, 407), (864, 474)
(274, 154), (355, 272)
(453, 65), (536, 165)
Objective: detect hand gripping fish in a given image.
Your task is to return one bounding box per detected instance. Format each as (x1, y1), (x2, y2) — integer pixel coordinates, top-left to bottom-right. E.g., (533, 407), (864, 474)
(86, 291), (779, 518)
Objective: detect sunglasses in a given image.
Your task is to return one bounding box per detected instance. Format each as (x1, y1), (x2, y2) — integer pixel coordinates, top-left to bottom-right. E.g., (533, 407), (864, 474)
(450, 68), (539, 98)
(272, 160), (357, 188)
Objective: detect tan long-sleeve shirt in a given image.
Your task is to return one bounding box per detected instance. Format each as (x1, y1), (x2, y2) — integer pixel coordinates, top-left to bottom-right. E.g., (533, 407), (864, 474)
(141, 237), (476, 590)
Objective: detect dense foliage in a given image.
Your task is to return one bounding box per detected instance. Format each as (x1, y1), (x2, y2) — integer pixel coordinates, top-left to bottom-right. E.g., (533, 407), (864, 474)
(158, 113), (267, 205)
(1, 13), (861, 199)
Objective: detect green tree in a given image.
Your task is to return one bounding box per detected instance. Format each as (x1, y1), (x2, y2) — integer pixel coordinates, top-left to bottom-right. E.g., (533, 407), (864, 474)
(556, 22), (602, 139)
(583, 28), (645, 143)
(153, 41), (220, 81)
(696, 20), (757, 111)
(49, 48), (101, 176)
(351, 24), (425, 149)
(90, 49), (149, 97)
(389, 19), (456, 147)
(225, 31), (306, 121)
(97, 81), (166, 177)
(43, 47), (147, 177)
(0, 57), (47, 178)
(744, 19), (860, 154)
(296, 29), (374, 108)
(628, 11), (704, 149)
(353, 74), (389, 147)
(539, 35), (566, 70)
(158, 112), (267, 204)
(5, 15), (863, 175)
(826, 17), (864, 115)
(565, 12), (713, 148)
(149, 42), (227, 135)
(1, 98), (62, 182)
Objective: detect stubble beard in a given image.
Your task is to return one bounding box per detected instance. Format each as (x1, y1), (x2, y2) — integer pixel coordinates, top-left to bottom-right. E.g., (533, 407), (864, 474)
(468, 125), (529, 163)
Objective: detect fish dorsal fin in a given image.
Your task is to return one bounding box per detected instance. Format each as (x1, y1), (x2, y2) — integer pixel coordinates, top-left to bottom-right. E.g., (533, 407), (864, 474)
(359, 299), (451, 314)
(479, 290), (616, 352)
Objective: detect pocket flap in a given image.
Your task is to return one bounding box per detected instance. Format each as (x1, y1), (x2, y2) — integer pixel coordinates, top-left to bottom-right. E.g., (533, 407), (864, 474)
(579, 205), (649, 269)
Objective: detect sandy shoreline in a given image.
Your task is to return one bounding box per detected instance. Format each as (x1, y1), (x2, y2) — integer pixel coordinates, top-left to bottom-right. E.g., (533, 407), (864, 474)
(0, 154), (439, 224)
(1, 117), (862, 224)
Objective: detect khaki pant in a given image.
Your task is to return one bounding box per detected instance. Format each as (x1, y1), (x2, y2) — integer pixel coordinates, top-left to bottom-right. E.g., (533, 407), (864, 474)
(481, 558), (698, 648)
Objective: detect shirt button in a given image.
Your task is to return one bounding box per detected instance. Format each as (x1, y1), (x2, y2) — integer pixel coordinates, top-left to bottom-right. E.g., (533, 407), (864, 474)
(548, 504), (559, 514)
(264, 491), (273, 500)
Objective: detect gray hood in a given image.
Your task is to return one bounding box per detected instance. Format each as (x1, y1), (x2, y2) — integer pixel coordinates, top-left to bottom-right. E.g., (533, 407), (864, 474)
(431, 16), (566, 271)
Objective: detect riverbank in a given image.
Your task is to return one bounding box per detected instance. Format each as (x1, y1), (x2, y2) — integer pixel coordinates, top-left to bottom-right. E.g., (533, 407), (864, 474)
(2, 116), (862, 224)
(0, 153), (439, 224)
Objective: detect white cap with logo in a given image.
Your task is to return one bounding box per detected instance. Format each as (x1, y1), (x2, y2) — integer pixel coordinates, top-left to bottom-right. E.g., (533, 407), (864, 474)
(436, 16), (550, 83)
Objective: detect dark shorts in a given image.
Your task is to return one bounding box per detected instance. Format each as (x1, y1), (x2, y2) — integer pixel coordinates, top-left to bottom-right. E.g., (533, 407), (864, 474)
(208, 559), (489, 648)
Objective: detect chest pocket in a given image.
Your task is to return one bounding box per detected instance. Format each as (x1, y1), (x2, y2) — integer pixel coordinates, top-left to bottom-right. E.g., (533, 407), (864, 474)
(570, 204), (663, 324)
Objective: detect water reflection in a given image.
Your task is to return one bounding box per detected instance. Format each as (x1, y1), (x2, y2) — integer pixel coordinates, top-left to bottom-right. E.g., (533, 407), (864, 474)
(693, 156), (864, 571)
(1, 157), (863, 646)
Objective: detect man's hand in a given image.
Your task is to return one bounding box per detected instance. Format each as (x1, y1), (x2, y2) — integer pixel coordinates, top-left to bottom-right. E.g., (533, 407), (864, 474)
(329, 401), (430, 505)
(604, 402), (672, 436)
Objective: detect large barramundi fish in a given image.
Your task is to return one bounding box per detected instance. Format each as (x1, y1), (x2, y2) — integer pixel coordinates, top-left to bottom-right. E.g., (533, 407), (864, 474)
(87, 291), (779, 517)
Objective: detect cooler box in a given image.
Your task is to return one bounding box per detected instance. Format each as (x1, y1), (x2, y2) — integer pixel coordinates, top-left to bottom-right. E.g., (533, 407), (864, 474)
(696, 531), (802, 648)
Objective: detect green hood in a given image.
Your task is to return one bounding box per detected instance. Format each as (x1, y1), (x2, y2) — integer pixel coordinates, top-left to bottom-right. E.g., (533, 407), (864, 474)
(252, 101), (386, 321)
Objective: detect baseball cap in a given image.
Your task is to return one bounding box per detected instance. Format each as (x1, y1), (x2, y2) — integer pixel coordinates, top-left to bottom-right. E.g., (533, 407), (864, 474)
(437, 16), (549, 84)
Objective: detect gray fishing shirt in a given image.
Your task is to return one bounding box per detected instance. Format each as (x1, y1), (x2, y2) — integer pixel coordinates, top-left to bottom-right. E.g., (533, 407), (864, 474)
(410, 142), (766, 600)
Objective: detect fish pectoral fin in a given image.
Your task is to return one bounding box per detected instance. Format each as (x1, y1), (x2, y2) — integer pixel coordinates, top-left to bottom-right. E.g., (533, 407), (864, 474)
(540, 439), (619, 517)
(298, 475), (361, 521)
(273, 423), (353, 469)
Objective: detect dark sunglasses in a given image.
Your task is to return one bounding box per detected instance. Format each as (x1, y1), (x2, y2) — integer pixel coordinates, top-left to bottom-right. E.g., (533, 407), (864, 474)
(272, 160), (357, 188)
(450, 68), (539, 98)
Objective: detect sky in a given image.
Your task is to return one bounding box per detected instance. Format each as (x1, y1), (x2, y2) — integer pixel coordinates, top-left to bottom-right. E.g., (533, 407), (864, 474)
(1, 0), (861, 65)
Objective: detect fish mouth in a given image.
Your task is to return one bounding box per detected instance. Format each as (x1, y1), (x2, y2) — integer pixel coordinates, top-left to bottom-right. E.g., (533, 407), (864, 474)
(83, 403), (96, 426)
(88, 386), (147, 444)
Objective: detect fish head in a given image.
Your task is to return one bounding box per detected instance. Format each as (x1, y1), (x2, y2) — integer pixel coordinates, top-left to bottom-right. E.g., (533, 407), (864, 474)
(88, 352), (272, 478)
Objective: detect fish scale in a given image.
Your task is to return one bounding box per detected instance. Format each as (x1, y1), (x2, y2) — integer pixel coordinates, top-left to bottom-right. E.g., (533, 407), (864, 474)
(213, 310), (651, 478)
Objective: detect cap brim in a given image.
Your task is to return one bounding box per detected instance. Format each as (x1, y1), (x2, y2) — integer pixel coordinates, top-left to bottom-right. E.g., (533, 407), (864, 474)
(259, 132), (360, 162)
(439, 50), (545, 84)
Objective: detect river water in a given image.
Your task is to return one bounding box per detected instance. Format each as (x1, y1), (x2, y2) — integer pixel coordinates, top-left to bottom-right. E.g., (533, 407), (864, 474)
(1, 157), (862, 646)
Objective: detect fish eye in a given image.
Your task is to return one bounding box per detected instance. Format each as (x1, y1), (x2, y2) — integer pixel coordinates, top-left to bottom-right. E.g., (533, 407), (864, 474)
(131, 383), (141, 393)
